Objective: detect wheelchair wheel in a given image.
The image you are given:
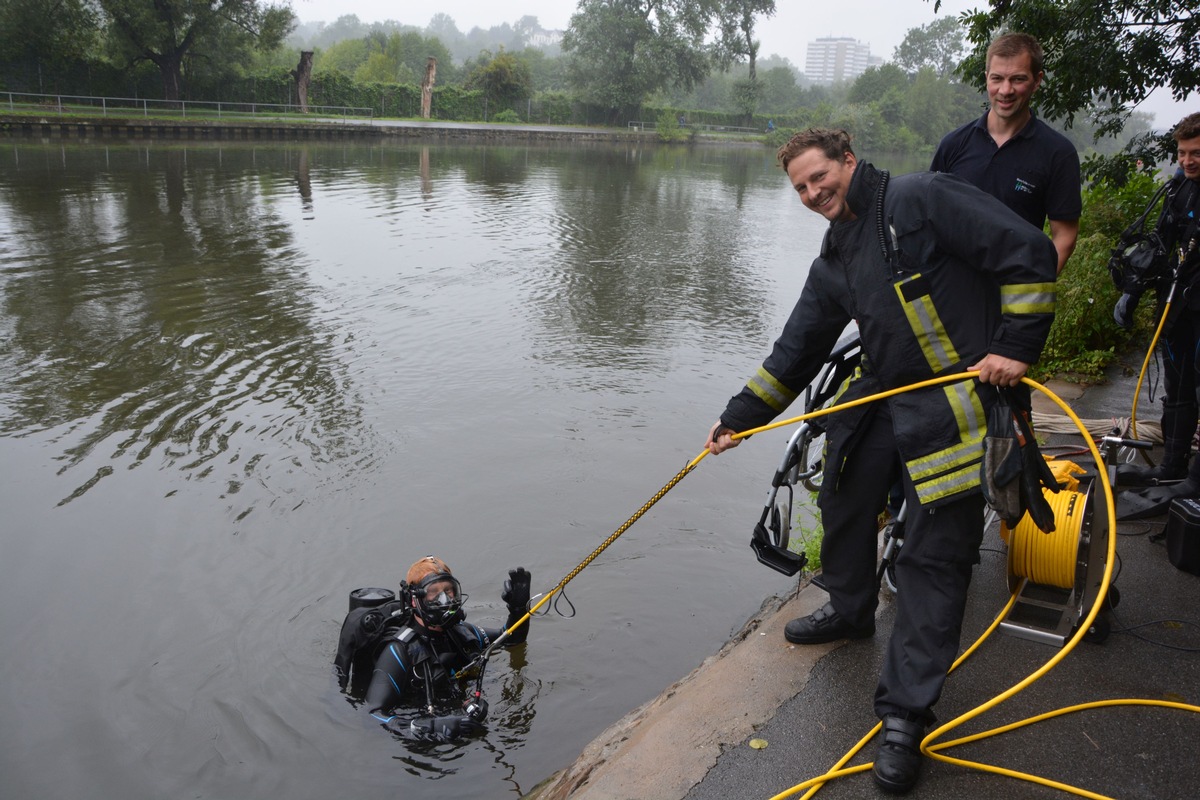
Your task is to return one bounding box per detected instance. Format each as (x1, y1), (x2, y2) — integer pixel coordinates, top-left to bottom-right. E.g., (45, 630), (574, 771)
(769, 496), (792, 551)
(880, 518), (902, 596)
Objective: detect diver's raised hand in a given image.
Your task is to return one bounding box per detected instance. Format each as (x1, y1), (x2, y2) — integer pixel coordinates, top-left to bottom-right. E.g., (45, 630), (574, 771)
(502, 567), (531, 611)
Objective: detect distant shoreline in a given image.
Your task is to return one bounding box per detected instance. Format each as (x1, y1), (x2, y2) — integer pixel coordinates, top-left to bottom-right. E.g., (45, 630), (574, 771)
(0, 114), (768, 147)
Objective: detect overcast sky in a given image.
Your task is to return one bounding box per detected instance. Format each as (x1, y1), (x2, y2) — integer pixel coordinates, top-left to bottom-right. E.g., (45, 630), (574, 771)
(288, 0), (1191, 128)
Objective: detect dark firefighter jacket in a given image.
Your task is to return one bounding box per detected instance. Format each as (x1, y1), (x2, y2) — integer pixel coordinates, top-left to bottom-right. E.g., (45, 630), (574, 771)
(719, 161), (1057, 508)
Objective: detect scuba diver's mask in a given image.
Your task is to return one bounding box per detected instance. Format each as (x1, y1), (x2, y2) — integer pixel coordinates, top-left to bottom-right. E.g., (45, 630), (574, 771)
(413, 573), (466, 628)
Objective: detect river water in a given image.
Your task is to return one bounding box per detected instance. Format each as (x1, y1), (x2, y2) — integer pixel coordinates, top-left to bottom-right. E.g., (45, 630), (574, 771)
(0, 137), (908, 799)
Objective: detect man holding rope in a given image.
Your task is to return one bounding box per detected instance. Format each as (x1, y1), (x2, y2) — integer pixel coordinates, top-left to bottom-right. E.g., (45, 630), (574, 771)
(705, 128), (1057, 794)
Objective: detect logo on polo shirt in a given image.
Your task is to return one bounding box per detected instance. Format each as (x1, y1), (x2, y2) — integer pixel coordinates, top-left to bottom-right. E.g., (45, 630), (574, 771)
(1014, 177), (1036, 195)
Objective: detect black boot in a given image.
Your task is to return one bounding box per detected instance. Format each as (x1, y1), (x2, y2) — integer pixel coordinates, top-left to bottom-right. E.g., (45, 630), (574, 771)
(872, 715), (926, 794)
(1117, 460), (1188, 487)
(783, 602), (874, 644)
(1120, 401), (1196, 488)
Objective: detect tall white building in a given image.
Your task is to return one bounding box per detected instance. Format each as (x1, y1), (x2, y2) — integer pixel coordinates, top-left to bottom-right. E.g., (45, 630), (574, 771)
(805, 37), (883, 85)
(526, 29), (564, 49)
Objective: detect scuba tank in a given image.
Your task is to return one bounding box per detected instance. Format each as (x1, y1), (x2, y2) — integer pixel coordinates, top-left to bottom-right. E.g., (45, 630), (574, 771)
(348, 586), (395, 611)
(334, 584), (412, 694)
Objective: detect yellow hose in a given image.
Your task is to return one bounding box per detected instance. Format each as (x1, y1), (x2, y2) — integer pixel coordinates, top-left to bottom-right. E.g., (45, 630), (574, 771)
(768, 375), (1200, 800)
(1130, 296), (1173, 441)
(1006, 482), (1085, 589)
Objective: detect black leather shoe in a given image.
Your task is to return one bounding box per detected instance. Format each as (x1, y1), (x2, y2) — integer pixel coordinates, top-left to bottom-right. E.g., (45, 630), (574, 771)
(872, 715), (926, 794)
(783, 602), (874, 644)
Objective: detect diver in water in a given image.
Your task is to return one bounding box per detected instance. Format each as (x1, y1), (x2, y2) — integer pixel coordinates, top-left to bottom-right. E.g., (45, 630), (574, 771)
(334, 556), (531, 739)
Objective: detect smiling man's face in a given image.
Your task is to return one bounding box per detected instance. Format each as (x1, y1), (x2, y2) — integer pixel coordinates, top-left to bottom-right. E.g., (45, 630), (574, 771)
(986, 51), (1042, 124)
(786, 148), (859, 223)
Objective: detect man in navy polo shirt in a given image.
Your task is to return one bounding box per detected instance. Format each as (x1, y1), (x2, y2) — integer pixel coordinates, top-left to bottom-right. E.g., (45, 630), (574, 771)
(932, 32), (1081, 273)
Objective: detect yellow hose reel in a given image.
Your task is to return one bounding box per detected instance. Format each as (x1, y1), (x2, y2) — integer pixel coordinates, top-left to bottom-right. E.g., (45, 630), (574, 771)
(998, 459), (1114, 646)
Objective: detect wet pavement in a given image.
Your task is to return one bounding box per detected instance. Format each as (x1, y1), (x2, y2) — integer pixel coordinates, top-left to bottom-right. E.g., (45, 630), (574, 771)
(528, 362), (1200, 800)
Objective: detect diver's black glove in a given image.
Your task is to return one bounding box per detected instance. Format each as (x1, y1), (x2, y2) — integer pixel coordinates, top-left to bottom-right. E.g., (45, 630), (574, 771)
(410, 713), (482, 741)
(501, 567), (531, 612)
(980, 389), (1060, 533)
(1113, 290), (1142, 329)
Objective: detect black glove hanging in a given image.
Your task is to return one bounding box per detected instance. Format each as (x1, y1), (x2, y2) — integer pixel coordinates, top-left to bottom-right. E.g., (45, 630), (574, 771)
(980, 388), (1060, 533)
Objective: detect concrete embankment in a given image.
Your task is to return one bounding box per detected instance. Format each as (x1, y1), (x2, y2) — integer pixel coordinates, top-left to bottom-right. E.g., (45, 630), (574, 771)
(0, 114), (658, 143)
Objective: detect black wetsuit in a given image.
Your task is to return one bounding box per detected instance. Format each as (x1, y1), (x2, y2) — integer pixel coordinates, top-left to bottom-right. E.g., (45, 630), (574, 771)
(1153, 174), (1200, 477)
(365, 620), (512, 724)
(335, 569), (531, 735)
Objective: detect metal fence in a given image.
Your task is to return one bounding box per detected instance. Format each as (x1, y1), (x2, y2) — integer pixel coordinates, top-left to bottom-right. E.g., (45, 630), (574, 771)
(1, 92), (373, 123)
(627, 120), (763, 134)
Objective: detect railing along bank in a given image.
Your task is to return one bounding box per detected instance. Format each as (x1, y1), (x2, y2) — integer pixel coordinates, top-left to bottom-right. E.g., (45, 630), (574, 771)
(2, 92), (373, 123)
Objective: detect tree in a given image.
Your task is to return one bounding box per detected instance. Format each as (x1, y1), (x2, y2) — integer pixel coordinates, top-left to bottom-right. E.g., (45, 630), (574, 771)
(384, 30), (455, 84)
(514, 15), (541, 42)
(947, 0), (1199, 139)
(98, 0), (295, 100)
(893, 16), (966, 78)
(715, 1), (775, 121)
(292, 50), (312, 111)
(562, 0), (717, 120)
(316, 37), (367, 75)
(715, 0), (775, 80)
(520, 47), (570, 91)
(354, 51), (408, 84)
(902, 66), (958, 143)
(421, 57), (436, 118)
(466, 49), (534, 111)
(847, 63), (909, 105)
(757, 63), (802, 111)
(0, 0), (101, 91)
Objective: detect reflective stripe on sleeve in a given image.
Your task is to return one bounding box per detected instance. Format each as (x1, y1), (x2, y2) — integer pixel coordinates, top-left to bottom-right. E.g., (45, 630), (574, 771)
(747, 366), (798, 412)
(1001, 282), (1056, 315)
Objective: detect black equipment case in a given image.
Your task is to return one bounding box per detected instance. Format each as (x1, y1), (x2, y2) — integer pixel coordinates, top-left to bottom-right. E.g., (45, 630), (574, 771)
(1165, 498), (1200, 575)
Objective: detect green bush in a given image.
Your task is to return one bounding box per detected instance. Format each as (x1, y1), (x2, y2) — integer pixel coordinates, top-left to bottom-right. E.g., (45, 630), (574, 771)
(492, 109), (522, 123)
(534, 91), (575, 125)
(790, 491), (823, 572)
(1026, 172), (1171, 382)
(1031, 232), (1122, 382)
(655, 112), (690, 142)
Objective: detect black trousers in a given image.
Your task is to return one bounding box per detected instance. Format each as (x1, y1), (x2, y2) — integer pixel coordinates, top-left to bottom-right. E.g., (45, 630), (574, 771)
(1160, 311), (1200, 476)
(817, 400), (985, 722)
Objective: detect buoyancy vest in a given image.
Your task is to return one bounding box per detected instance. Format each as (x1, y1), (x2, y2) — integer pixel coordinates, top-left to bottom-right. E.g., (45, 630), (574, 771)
(334, 599), (413, 697)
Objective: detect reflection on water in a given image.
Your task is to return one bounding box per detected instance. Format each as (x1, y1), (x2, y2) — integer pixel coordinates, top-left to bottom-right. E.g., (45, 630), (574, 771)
(0, 144), (377, 513)
(0, 137), (830, 799)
